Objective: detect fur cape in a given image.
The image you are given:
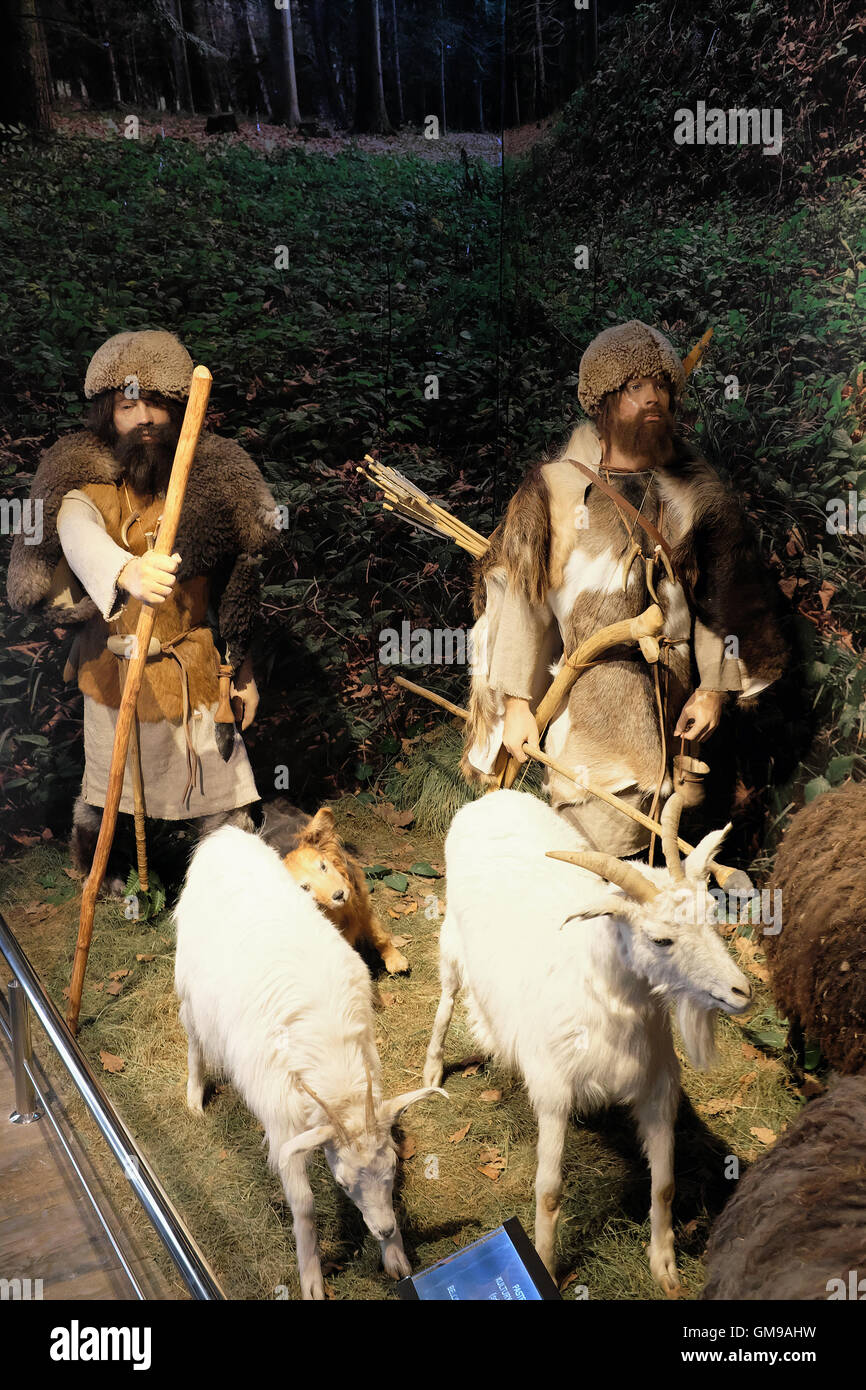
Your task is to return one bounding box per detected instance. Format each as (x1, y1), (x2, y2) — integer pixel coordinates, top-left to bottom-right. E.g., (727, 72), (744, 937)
(6, 429), (278, 671)
(472, 431), (788, 686)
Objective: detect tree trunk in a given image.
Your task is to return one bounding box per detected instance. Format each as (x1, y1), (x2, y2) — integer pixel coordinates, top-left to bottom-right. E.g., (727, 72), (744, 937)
(171, 0), (195, 112)
(310, 0), (346, 127)
(242, 0), (272, 120)
(0, 0), (54, 129)
(276, 0), (302, 126)
(353, 0), (392, 134)
(438, 1), (446, 136)
(389, 0), (404, 127)
(533, 0), (546, 115)
(184, 0), (219, 112)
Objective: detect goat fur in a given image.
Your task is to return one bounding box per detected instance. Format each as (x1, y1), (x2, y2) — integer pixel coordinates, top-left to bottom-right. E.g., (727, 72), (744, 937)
(174, 825), (440, 1299)
(423, 788), (751, 1292)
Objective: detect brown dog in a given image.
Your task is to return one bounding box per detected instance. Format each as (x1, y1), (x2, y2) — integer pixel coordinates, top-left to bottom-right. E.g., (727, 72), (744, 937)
(272, 805), (409, 974)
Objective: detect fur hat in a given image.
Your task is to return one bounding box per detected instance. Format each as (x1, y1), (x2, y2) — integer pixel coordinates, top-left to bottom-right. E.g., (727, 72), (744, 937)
(84, 329), (194, 400)
(577, 320), (685, 416)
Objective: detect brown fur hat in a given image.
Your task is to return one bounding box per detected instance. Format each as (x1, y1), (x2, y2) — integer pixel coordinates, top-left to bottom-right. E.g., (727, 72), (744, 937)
(578, 320), (686, 417)
(84, 329), (194, 400)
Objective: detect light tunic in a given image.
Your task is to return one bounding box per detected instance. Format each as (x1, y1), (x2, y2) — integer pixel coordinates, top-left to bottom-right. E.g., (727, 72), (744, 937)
(58, 489), (259, 820)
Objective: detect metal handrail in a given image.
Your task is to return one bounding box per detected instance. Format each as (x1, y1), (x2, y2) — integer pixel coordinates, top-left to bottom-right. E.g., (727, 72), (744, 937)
(0, 910), (225, 1301)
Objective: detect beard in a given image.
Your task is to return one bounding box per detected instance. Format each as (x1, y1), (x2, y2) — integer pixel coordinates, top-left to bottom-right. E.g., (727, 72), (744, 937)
(603, 405), (676, 468)
(115, 421), (179, 496)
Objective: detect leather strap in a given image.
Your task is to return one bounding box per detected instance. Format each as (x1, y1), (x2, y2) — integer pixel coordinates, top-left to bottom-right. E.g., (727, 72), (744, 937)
(567, 458), (677, 572)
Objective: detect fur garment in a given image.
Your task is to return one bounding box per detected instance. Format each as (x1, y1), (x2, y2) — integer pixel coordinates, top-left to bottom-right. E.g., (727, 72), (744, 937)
(6, 428), (278, 672)
(471, 426), (786, 683)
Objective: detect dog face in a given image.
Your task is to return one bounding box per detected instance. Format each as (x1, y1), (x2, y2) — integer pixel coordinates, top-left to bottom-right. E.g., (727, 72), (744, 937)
(283, 842), (353, 913)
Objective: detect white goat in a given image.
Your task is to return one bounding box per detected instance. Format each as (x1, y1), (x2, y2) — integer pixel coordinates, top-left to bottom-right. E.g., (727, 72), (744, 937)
(422, 789), (751, 1294)
(174, 825), (444, 1300)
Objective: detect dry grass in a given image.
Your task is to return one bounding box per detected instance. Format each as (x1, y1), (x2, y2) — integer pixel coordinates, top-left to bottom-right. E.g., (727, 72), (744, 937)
(0, 789), (809, 1301)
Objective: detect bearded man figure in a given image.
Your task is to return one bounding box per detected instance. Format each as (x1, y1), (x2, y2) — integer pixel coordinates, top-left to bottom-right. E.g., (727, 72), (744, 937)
(462, 320), (786, 856)
(7, 329), (278, 886)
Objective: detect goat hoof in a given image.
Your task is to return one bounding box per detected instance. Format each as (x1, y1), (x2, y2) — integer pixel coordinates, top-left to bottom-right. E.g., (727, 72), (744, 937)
(650, 1246), (681, 1296)
(422, 1059), (443, 1088)
(301, 1275), (326, 1301)
(383, 1244), (411, 1280)
(186, 1088), (205, 1115)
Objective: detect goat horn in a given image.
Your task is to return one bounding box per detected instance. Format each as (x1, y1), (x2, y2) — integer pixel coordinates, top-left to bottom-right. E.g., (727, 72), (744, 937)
(546, 850), (660, 904)
(363, 1058), (376, 1137)
(660, 793), (686, 881)
(295, 1077), (348, 1147)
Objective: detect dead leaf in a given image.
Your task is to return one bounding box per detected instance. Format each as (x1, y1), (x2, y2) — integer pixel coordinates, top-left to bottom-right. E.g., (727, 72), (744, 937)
(390, 934), (412, 947)
(90, 981), (104, 993)
(478, 1164), (503, 1182)
(479, 1089), (502, 1102)
(100, 1051), (125, 1074)
(462, 1062), (481, 1076)
(372, 802), (415, 829)
(750, 1126), (777, 1146)
(559, 1270), (581, 1291)
(448, 1122), (471, 1144)
(681, 1219), (699, 1237)
(738, 1071), (758, 1090)
(741, 1042), (760, 1059)
(818, 580), (836, 611)
(697, 1098), (735, 1116)
(477, 1148), (506, 1171)
(321, 1261), (344, 1277)
(63, 867), (78, 880)
(324, 1285), (337, 1300)
(396, 1136), (417, 1160)
(136, 953), (155, 962)
(379, 991), (398, 1008)
(109, 968), (130, 980)
(106, 981), (124, 996)
(218, 1149), (228, 1160)
(387, 908), (401, 919)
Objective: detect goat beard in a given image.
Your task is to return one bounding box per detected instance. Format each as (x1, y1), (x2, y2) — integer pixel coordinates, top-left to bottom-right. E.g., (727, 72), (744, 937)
(601, 407), (676, 468)
(676, 996), (718, 1070)
(115, 421), (179, 496)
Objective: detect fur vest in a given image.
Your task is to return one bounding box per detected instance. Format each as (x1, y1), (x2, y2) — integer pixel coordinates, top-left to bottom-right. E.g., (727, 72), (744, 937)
(6, 429), (278, 675)
(473, 422), (787, 682)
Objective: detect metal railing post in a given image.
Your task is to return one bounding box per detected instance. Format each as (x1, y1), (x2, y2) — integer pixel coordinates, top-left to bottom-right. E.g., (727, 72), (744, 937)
(8, 977), (42, 1124)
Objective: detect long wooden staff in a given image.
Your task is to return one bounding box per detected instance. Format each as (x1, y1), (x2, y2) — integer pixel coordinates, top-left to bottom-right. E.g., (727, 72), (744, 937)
(393, 674), (751, 894)
(66, 365), (213, 1033)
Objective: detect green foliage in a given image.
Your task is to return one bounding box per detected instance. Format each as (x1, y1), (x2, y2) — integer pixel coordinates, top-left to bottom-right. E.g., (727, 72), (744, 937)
(123, 867), (166, 922)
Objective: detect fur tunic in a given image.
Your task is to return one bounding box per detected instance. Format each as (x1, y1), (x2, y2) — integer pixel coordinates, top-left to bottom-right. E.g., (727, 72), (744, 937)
(6, 428), (278, 820)
(6, 428), (278, 672)
(463, 421), (787, 853)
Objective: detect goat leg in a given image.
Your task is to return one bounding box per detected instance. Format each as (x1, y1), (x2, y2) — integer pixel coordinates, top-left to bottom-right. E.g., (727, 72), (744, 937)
(180, 1004), (206, 1114)
(634, 1086), (681, 1296)
(380, 1227), (412, 1280)
(533, 1104), (569, 1278)
(422, 949), (460, 1087)
(278, 1152), (325, 1300)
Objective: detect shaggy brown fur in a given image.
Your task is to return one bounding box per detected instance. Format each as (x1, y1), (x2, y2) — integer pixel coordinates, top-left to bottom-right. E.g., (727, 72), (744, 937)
(260, 800), (409, 974)
(6, 429), (278, 672)
(701, 1077), (866, 1300)
(765, 781), (866, 1074)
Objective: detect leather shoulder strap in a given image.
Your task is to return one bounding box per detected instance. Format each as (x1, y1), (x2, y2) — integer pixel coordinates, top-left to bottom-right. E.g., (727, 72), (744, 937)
(567, 457), (675, 568)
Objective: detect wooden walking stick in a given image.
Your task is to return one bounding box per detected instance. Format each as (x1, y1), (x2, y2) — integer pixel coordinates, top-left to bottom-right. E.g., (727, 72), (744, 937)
(66, 365), (213, 1034)
(393, 674), (752, 894)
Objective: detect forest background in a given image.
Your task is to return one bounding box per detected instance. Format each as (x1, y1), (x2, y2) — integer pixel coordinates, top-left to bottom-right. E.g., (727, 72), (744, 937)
(1, 0), (865, 864)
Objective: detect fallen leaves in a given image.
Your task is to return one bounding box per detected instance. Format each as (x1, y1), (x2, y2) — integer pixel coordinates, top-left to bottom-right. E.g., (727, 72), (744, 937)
(136, 953), (155, 962)
(461, 1062), (481, 1077)
(479, 1089), (502, 1103)
(750, 1126), (777, 1146)
(100, 1051), (125, 1074)
(448, 1122), (471, 1144)
(477, 1148), (507, 1181)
